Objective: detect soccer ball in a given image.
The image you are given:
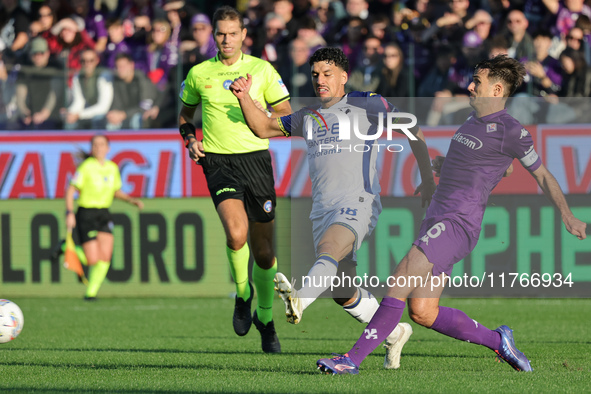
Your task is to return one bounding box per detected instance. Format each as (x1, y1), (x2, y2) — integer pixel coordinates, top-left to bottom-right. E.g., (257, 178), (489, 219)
(0, 299), (24, 344)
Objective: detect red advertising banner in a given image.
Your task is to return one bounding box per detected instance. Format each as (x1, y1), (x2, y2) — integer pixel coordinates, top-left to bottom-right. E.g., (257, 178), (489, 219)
(0, 125), (588, 199)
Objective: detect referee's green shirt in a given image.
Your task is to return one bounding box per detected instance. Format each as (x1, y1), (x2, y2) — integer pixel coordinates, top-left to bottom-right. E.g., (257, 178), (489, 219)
(70, 157), (122, 208)
(179, 52), (290, 154)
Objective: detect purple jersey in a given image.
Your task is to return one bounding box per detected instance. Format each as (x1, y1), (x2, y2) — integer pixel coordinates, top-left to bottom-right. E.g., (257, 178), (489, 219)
(426, 109), (542, 234)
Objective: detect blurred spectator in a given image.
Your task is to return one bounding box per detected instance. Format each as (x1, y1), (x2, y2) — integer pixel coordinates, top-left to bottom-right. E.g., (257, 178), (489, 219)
(15, 37), (63, 130)
(376, 42), (411, 98)
(421, 0), (473, 50)
(574, 14), (591, 63)
(261, 13), (289, 68)
(0, 40), (18, 129)
(102, 18), (135, 69)
(346, 0), (370, 20)
(418, 45), (458, 97)
(163, 0), (198, 45)
(47, 16), (96, 79)
(524, 0), (553, 31)
(369, 14), (393, 43)
(296, 16), (326, 53)
(312, 0), (337, 39)
(64, 49), (113, 130)
(542, 0), (591, 38)
(135, 19), (178, 90)
(181, 13), (217, 76)
(505, 10), (535, 60)
(523, 29), (562, 96)
(447, 31), (486, 91)
(120, 0), (157, 24)
(0, 0), (31, 62)
(465, 9), (494, 46)
(106, 53), (157, 130)
(273, 0), (302, 41)
(280, 38), (314, 97)
(71, 0), (108, 53)
(347, 36), (383, 93)
(488, 34), (510, 58)
(30, 5), (58, 39)
(565, 26), (585, 52)
(559, 47), (591, 96)
(546, 47), (591, 123)
(340, 16), (368, 70)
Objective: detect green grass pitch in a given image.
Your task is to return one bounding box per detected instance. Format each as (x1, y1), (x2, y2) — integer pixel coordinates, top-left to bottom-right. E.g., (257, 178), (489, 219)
(1, 297), (589, 393)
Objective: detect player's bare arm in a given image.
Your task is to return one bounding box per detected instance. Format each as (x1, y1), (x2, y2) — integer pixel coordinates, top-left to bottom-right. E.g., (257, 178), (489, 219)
(230, 74), (285, 139)
(409, 126), (436, 207)
(531, 164), (587, 240)
(178, 104), (205, 162)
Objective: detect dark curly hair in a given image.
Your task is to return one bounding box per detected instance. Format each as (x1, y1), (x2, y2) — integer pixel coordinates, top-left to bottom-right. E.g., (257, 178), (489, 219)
(309, 47), (350, 72)
(474, 54), (526, 97)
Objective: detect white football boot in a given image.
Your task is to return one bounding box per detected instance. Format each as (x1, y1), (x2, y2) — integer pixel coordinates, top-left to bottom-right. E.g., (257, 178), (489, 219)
(274, 272), (304, 324)
(383, 322), (413, 369)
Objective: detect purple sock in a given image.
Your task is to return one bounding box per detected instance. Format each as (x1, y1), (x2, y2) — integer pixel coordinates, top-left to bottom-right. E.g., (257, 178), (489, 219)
(430, 306), (501, 351)
(348, 297), (406, 366)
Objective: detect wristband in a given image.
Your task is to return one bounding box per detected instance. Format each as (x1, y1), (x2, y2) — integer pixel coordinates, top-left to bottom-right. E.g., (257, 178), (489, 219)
(66, 210), (73, 215)
(185, 137), (195, 148)
(179, 123), (196, 140)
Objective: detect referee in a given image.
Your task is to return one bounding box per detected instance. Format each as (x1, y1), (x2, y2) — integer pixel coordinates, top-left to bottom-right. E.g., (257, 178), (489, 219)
(178, 6), (291, 353)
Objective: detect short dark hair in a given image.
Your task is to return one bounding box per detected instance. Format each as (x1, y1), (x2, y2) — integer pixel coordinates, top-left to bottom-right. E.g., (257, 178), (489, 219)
(532, 29), (552, 40)
(309, 47), (349, 72)
(115, 52), (133, 62)
(474, 54), (526, 97)
(212, 6), (244, 30)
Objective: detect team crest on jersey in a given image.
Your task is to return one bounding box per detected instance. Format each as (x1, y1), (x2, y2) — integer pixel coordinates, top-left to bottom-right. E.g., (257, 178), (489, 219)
(487, 123), (497, 133)
(223, 79), (233, 90)
(263, 200), (273, 213)
(520, 128), (529, 139)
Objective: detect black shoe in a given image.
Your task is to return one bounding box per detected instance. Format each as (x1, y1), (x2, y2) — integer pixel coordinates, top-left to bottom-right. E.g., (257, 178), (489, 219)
(50, 239), (66, 261)
(253, 310), (281, 354)
(233, 282), (254, 336)
(84, 296), (97, 302)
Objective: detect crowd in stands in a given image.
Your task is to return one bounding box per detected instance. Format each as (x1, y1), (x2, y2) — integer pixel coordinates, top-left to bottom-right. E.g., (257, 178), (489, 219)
(1, 0), (591, 130)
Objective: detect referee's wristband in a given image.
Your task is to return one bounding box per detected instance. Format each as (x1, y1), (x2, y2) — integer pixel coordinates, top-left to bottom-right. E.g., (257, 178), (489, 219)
(179, 123), (196, 140)
(66, 210), (73, 216)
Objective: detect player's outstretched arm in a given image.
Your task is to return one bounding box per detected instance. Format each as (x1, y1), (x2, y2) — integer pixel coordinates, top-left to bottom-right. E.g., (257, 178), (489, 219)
(230, 74), (285, 139)
(531, 164), (587, 240)
(409, 127), (436, 207)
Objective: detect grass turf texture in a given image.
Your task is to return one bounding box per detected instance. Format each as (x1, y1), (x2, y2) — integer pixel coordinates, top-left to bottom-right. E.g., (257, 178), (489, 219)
(1, 298), (589, 393)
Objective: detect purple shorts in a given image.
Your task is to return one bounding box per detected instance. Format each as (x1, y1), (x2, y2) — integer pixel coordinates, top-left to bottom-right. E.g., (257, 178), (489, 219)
(412, 218), (478, 277)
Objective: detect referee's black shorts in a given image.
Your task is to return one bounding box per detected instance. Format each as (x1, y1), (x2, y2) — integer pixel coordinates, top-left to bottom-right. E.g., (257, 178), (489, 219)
(200, 150), (276, 223)
(75, 207), (114, 244)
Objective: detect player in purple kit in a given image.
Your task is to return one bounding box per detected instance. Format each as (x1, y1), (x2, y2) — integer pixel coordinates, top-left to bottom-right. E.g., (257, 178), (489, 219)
(317, 55), (588, 374)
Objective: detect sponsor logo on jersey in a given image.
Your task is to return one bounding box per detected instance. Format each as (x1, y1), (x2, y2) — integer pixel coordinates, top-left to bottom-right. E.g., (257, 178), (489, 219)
(520, 128), (529, 139)
(205, 85), (212, 88)
(218, 72), (240, 76)
(223, 80), (233, 90)
(487, 123), (497, 132)
(264, 200), (273, 213)
(452, 132), (483, 150)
